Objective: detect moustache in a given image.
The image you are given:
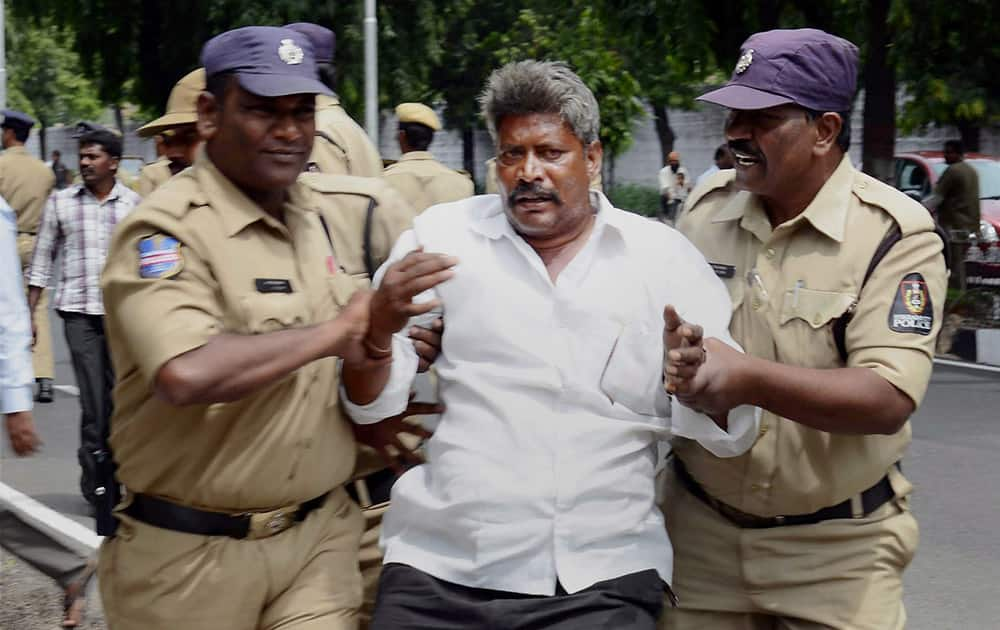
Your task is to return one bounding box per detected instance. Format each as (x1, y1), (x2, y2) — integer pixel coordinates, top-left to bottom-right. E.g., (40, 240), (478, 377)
(508, 182), (562, 207)
(727, 140), (764, 162)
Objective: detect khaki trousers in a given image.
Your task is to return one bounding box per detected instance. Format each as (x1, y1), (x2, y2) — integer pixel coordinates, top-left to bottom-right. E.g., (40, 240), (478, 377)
(17, 234), (53, 379)
(358, 503), (389, 630)
(659, 468), (918, 630)
(99, 488), (363, 630)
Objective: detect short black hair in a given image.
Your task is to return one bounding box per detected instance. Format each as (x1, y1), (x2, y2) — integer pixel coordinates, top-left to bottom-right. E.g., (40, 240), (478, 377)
(206, 72), (235, 101)
(78, 129), (123, 159)
(3, 122), (30, 143)
(714, 143), (729, 160)
(317, 62), (336, 92)
(944, 139), (964, 154)
(400, 122), (434, 151)
(804, 108), (851, 152)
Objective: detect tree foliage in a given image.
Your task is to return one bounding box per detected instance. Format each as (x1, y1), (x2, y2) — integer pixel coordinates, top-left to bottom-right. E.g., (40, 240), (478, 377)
(4, 11), (103, 139)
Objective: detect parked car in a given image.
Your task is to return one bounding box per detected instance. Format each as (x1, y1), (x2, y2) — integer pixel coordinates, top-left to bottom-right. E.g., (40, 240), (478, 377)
(893, 151), (1000, 244)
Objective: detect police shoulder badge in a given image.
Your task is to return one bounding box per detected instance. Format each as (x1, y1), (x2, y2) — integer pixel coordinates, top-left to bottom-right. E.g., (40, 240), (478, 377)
(735, 49), (754, 74)
(278, 39), (304, 65)
(888, 272), (933, 335)
(138, 234), (184, 279)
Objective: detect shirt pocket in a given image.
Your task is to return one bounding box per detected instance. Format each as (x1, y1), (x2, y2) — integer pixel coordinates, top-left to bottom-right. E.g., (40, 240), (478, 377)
(778, 287), (856, 367)
(240, 292), (309, 334)
(327, 273), (368, 309)
(599, 320), (665, 418)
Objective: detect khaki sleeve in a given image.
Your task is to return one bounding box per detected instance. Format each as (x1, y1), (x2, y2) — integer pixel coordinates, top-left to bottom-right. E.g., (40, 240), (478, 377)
(101, 213), (223, 386)
(845, 229), (947, 406)
(370, 186), (418, 271)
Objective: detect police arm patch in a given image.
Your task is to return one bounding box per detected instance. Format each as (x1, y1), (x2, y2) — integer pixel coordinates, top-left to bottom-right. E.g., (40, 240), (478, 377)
(888, 273), (933, 335)
(138, 234), (184, 279)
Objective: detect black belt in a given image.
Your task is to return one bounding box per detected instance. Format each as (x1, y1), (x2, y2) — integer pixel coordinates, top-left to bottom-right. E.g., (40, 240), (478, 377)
(17, 231), (36, 236)
(124, 491), (328, 539)
(673, 458), (897, 529)
(346, 467), (397, 508)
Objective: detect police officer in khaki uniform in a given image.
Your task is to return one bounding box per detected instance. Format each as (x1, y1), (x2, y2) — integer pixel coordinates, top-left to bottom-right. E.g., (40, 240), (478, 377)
(0, 109), (56, 402)
(659, 29), (946, 630)
(285, 23), (383, 177)
(97, 27), (449, 630)
(135, 68), (206, 196)
(382, 103), (474, 212)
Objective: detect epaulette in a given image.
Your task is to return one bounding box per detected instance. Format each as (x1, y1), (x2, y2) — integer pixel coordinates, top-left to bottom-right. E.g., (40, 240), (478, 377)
(299, 172), (385, 200)
(136, 171), (202, 218)
(685, 169), (738, 213)
(852, 171), (935, 237)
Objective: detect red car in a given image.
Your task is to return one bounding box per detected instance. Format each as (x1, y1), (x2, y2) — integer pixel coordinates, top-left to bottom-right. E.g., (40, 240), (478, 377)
(893, 151), (1000, 244)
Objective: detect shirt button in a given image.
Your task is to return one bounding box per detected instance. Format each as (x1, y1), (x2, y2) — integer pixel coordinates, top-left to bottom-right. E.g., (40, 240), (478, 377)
(765, 248), (776, 259)
(759, 425), (769, 436)
(812, 314), (823, 325)
(752, 299), (762, 310)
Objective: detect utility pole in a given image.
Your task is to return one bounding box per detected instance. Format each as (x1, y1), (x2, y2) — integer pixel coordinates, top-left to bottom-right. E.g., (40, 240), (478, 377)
(1, 0), (7, 110)
(364, 0), (378, 146)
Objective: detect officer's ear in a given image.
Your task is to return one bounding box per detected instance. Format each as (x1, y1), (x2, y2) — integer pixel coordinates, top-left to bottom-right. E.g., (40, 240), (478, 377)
(812, 112), (843, 157)
(197, 91), (221, 141)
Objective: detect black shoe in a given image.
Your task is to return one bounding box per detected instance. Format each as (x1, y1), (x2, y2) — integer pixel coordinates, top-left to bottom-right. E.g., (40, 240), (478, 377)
(36, 378), (54, 403)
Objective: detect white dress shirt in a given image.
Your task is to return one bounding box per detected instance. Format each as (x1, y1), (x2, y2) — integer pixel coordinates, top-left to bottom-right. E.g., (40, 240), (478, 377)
(1, 196), (35, 414)
(344, 192), (759, 595)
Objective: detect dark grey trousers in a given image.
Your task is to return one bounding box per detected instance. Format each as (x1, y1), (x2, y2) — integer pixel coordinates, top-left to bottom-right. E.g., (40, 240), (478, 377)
(0, 507), (89, 590)
(371, 563), (665, 630)
(59, 311), (114, 504)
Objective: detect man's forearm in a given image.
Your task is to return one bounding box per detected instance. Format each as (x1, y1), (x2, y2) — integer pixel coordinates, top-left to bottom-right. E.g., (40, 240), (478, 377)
(26, 285), (42, 314)
(155, 320), (346, 406)
(738, 358), (914, 435)
(341, 330), (393, 406)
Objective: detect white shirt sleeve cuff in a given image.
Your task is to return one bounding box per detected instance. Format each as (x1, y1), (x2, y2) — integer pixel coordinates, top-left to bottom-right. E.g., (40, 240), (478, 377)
(340, 333), (419, 425)
(1, 385), (34, 415)
(670, 403), (761, 458)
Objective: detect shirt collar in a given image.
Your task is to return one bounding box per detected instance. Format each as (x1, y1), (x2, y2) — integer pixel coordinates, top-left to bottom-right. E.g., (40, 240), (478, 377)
(712, 154), (855, 244)
(192, 147), (304, 237)
(316, 94), (341, 108)
(73, 179), (128, 202)
(4, 146), (29, 155)
(399, 151), (435, 162)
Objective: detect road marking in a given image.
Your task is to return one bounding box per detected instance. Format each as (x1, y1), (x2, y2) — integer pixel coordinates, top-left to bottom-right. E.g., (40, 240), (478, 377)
(933, 357), (1000, 374)
(54, 384), (80, 397)
(0, 482), (101, 550)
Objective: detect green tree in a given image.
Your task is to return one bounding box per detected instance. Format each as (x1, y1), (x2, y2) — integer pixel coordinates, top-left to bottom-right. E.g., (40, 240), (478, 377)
(5, 12), (103, 157)
(892, 0), (1000, 152)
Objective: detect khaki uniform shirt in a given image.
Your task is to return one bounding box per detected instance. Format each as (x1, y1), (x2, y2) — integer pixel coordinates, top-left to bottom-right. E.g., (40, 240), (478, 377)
(484, 157), (603, 194)
(383, 151), (474, 212)
(935, 160), (981, 233)
(674, 156), (946, 517)
(0, 146), (56, 236)
(102, 155), (381, 512)
(308, 95), (383, 177)
(137, 159), (174, 197)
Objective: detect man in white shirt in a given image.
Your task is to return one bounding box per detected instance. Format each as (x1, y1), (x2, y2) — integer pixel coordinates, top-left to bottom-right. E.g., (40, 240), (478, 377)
(658, 151), (691, 221)
(341, 60), (759, 629)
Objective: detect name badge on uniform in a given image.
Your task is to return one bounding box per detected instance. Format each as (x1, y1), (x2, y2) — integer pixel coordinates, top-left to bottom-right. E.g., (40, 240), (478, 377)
(709, 262), (736, 279)
(138, 234), (183, 279)
(255, 278), (293, 294)
(888, 272), (933, 335)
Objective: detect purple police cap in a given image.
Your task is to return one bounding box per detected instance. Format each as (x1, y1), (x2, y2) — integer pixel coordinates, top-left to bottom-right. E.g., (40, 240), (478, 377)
(698, 28), (859, 112)
(200, 26), (332, 98)
(284, 23), (335, 63)
(1, 109), (35, 130)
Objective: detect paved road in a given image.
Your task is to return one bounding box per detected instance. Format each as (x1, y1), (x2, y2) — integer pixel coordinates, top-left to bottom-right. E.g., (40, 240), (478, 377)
(2, 314), (999, 628)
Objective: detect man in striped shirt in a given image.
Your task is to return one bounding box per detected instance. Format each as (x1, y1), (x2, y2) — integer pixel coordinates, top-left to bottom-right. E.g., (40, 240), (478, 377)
(27, 128), (141, 506)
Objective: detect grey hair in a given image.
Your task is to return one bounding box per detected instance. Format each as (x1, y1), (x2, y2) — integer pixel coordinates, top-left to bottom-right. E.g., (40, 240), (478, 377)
(479, 60), (600, 146)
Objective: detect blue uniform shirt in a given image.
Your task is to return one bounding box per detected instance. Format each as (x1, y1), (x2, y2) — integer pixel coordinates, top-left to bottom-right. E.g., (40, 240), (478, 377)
(0, 195), (34, 414)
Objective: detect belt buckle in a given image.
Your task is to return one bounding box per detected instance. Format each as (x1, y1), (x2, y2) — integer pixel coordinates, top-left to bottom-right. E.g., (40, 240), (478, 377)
(246, 506), (297, 539)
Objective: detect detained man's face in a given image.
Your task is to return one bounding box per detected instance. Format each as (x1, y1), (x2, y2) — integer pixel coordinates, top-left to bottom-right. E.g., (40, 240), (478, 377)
(495, 112), (602, 243)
